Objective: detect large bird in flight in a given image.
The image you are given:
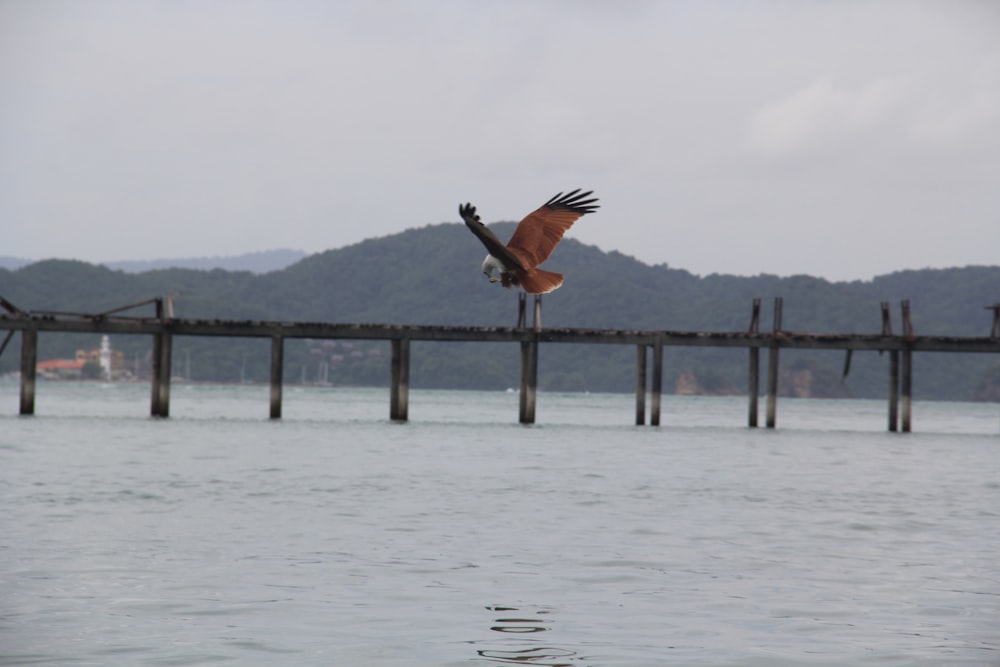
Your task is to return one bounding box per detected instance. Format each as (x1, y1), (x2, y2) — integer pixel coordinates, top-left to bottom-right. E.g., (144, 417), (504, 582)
(459, 189), (599, 294)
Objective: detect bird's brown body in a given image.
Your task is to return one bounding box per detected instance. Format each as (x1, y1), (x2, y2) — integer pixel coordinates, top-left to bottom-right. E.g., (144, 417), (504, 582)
(459, 189), (599, 294)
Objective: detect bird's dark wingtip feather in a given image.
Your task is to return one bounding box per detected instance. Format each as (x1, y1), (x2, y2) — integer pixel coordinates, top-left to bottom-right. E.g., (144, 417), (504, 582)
(544, 189), (600, 215)
(459, 202), (480, 222)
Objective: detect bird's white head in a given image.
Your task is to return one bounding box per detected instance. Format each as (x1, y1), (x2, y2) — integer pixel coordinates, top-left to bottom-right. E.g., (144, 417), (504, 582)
(481, 254), (504, 283)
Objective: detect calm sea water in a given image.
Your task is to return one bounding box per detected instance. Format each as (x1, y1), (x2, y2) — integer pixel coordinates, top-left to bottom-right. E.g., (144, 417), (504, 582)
(1, 383), (998, 666)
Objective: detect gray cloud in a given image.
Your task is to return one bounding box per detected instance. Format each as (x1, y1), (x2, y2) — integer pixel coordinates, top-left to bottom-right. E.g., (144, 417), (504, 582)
(1, 0), (998, 281)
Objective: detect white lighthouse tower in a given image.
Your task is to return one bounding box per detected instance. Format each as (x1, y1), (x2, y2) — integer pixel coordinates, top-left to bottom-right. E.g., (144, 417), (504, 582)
(99, 335), (112, 381)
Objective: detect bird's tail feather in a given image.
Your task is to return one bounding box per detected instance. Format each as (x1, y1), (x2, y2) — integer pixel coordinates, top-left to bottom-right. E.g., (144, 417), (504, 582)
(520, 269), (564, 294)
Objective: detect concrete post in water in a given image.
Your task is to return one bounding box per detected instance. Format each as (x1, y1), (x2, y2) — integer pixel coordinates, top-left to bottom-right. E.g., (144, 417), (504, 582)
(270, 335), (284, 420)
(650, 339), (663, 426)
(765, 346), (779, 428)
(899, 301), (914, 433)
(765, 297), (783, 429)
(747, 298), (761, 428)
(514, 291), (542, 424)
(883, 300), (899, 432)
(149, 296), (173, 418)
(888, 350), (899, 432)
(519, 336), (538, 424)
(150, 298), (164, 417)
(150, 331), (162, 416)
(19, 328), (37, 416)
(390, 336), (410, 421)
(635, 344), (647, 426)
(748, 346), (760, 427)
(156, 330), (173, 418)
(160, 296), (175, 418)
(901, 347), (912, 433)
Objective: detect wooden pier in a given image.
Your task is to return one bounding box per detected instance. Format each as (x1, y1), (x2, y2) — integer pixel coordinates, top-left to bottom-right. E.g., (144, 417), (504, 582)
(2, 296), (999, 430)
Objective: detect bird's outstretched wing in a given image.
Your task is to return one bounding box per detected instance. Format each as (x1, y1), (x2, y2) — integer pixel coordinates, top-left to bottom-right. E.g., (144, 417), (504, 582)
(506, 189), (599, 269)
(459, 202), (526, 271)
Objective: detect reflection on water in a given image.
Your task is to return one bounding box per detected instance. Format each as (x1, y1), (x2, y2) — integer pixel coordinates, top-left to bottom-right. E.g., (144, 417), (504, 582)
(489, 605), (552, 634)
(477, 647), (578, 666)
(477, 606), (582, 666)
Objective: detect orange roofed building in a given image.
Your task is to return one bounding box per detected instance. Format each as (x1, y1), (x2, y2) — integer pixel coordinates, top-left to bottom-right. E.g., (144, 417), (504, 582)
(37, 339), (128, 380)
(36, 358), (85, 379)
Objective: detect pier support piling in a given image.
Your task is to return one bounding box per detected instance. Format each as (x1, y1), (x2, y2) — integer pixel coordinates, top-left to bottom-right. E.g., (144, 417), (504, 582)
(149, 298), (173, 418)
(747, 298), (761, 428)
(519, 336), (538, 424)
(390, 337), (410, 421)
(149, 331), (173, 418)
(899, 301), (914, 433)
(270, 335), (284, 419)
(888, 350), (899, 432)
(765, 346), (779, 428)
(514, 294), (540, 424)
(635, 344), (647, 426)
(765, 297), (783, 429)
(650, 340), (663, 426)
(150, 331), (162, 416)
(901, 347), (912, 432)
(19, 328), (37, 416)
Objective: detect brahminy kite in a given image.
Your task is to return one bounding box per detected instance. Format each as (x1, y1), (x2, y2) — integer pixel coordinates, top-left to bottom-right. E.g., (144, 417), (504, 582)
(459, 189), (599, 294)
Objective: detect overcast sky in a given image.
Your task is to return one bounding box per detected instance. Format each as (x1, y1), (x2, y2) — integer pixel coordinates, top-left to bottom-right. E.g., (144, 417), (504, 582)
(2, 0), (998, 281)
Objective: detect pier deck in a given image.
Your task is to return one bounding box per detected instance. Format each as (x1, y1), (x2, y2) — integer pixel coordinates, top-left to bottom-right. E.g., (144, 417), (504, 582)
(3, 297), (999, 430)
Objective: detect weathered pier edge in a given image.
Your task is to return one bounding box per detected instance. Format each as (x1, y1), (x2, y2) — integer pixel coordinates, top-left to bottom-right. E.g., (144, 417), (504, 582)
(3, 296), (1000, 432)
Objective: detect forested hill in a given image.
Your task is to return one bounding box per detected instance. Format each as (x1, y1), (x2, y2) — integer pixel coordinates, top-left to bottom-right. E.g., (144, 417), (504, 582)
(0, 249), (306, 274)
(2, 222), (999, 400)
